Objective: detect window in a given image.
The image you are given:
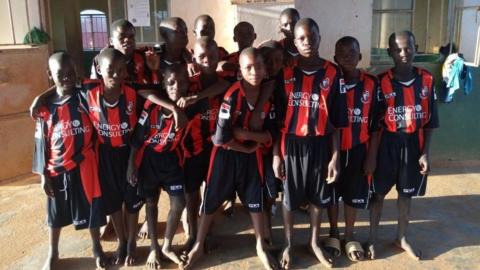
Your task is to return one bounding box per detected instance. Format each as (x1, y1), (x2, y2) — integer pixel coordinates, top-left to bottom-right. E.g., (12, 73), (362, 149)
(80, 9), (108, 51)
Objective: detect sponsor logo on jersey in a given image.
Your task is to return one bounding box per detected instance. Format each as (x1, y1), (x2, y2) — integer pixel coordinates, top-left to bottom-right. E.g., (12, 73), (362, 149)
(387, 105), (427, 122)
(219, 103), (231, 119)
(288, 92), (327, 110)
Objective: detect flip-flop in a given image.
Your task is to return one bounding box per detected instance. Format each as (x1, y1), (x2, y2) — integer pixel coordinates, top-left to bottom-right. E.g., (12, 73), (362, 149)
(323, 237), (341, 257)
(345, 241), (364, 262)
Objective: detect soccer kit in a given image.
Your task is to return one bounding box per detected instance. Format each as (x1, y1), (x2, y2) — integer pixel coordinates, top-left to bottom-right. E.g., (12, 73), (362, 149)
(79, 80), (144, 215)
(371, 67), (439, 197)
(202, 81), (277, 215)
(33, 94), (106, 229)
(275, 60), (348, 210)
(338, 72), (378, 209)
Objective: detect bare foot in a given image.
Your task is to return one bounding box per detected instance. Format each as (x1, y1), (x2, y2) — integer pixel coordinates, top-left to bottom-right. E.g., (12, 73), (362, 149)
(125, 240), (137, 266)
(146, 249), (161, 269)
(223, 200), (234, 217)
(181, 237), (196, 255)
(256, 246), (278, 270)
(204, 235), (218, 254)
(394, 238), (422, 260)
(93, 246), (108, 270)
(364, 242), (376, 260)
(100, 218), (114, 239)
(183, 242), (204, 270)
(162, 245), (183, 266)
(42, 251), (58, 270)
(279, 246), (291, 270)
(138, 221), (149, 239)
(113, 242), (127, 265)
(309, 242), (333, 268)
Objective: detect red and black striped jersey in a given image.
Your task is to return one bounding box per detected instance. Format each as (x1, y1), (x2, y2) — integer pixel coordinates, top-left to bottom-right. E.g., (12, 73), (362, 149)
(340, 72), (378, 151)
(33, 94), (95, 176)
(212, 81), (277, 147)
(132, 100), (185, 167)
(79, 79), (140, 148)
(223, 51), (242, 82)
(275, 59), (348, 137)
(371, 67), (439, 134)
(91, 48), (158, 84)
(181, 73), (223, 158)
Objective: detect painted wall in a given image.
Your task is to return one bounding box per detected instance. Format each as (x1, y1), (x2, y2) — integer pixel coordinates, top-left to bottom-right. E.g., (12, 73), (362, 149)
(295, 0), (373, 68)
(170, 0), (237, 52)
(458, 0), (480, 63)
(0, 0), (42, 44)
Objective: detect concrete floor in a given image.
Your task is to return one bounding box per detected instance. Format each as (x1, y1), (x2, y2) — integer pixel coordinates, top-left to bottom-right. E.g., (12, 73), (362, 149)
(1, 161), (480, 270)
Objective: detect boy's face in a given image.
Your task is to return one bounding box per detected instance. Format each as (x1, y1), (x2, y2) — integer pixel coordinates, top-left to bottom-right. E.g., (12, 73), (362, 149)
(265, 49), (284, 78)
(335, 42), (361, 72)
(194, 19), (215, 40)
(388, 34), (416, 67)
(193, 44), (219, 74)
(98, 57), (127, 89)
(111, 26), (136, 57)
(164, 22), (189, 51)
(240, 54), (265, 86)
(234, 26), (256, 51)
(49, 60), (76, 92)
(279, 14), (298, 39)
(163, 71), (189, 102)
(294, 24), (320, 58)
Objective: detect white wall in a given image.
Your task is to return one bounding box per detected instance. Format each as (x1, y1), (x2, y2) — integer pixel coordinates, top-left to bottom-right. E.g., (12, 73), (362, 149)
(0, 0), (42, 44)
(295, 0), (373, 68)
(458, 0), (480, 64)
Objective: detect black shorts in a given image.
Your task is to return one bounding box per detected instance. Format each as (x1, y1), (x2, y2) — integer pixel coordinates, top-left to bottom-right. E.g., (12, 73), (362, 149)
(338, 143), (371, 209)
(98, 144), (144, 215)
(283, 134), (337, 211)
(202, 146), (263, 215)
(373, 131), (427, 197)
(48, 155), (106, 229)
(183, 147), (211, 194)
(263, 152), (281, 201)
(138, 147), (184, 198)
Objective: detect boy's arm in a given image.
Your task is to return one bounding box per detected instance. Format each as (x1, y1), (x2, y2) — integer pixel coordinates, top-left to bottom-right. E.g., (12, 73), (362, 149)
(30, 86), (55, 119)
(272, 135), (285, 180)
(326, 129), (341, 184)
(32, 118), (54, 197)
(177, 78), (231, 108)
(419, 83), (439, 174)
(232, 128), (272, 146)
(126, 146), (138, 186)
(223, 139), (259, 153)
(249, 80), (275, 131)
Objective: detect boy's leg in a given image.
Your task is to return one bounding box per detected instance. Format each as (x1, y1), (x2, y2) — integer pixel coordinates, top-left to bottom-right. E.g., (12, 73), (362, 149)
(125, 211), (139, 266)
(110, 209), (128, 264)
(184, 213), (215, 269)
(309, 203), (333, 268)
(185, 190), (201, 249)
(250, 212), (279, 270)
(89, 228), (108, 269)
(344, 204), (363, 260)
(280, 205), (294, 269)
(263, 200), (273, 246)
(145, 195), (161, 269)
(42, 227), (60, 270)
(395, 195), (421, 260)
(367, 193), (385, 259)
(138, 209), (149, 239)
(162, 194), (186, 266)
(325, 204), (340, 257)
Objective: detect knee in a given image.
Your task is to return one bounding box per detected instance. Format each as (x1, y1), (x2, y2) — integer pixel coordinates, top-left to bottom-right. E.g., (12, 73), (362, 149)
(372, 193), (385, 203)
(146, 197), (159, 209)
(170, 196), (186, 213)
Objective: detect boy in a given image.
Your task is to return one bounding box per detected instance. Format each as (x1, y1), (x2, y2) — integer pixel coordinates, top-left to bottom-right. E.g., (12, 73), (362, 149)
(183, 48), (279, 270)
(192, 15), (229, 59)
(330, 36), (378, 262)
(278, 8), (300, 62)
(181, 37), (230, 249)
(365, 31), (439, 260)
(132, 64), (196, 269)
(219, 21), (257, 81)
(33, 52), (107, 270)
(272, 18), (348, 269)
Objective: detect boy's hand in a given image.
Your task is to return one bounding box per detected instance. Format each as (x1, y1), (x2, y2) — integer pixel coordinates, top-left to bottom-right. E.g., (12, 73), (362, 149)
(242, 141), (259, 154)
(249, 109), (263, 131)
(363, 153), (377, 176)
(273, 155), (286, 180)
(326, 156), (340, 184)
(127, 165), (138, 186)
(145, 48), (161, 71)
(187, 62), (200, 77)
(41, 175), (54, 197)
(233, 127), (249, 141)
(172, 107), (188, 130)
(176, 95), (198, 108)
(419, 153), (430, 175)
(30, 96), (44, 120)
(217, 61), (238, 72)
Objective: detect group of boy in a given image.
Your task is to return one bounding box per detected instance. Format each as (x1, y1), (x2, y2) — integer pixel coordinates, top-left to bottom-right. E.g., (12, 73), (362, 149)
(31, 7), (438, 270)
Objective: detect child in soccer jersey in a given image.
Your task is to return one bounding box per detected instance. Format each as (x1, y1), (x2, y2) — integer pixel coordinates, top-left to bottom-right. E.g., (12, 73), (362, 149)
(180, 37), (230, 249)
(33, 52), (107, 270)
(329, 36), (378, 262)
(272, 18), (348, 269)
(192, 15), (229, 59)
(218, 21), (257, 82)
(131, 64), (198, 269)
(183, 48), (279, 270)
(365, 31), (439, 261)
(278, 8), (300, 64)
(258, 40), (285, 245)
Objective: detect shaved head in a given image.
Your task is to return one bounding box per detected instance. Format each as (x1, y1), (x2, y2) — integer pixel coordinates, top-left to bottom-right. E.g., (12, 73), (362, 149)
(294, 18), (319, 36)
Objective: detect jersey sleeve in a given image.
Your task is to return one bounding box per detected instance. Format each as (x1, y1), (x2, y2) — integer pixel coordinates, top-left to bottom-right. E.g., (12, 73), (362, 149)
(32, 117), (48, 175)
(131, 101), (152, 148)
(212, 95), (237, 146)
(329, 69), (348, 128)
(369, 82), (386, 132)
(424, 83), (440, 129)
